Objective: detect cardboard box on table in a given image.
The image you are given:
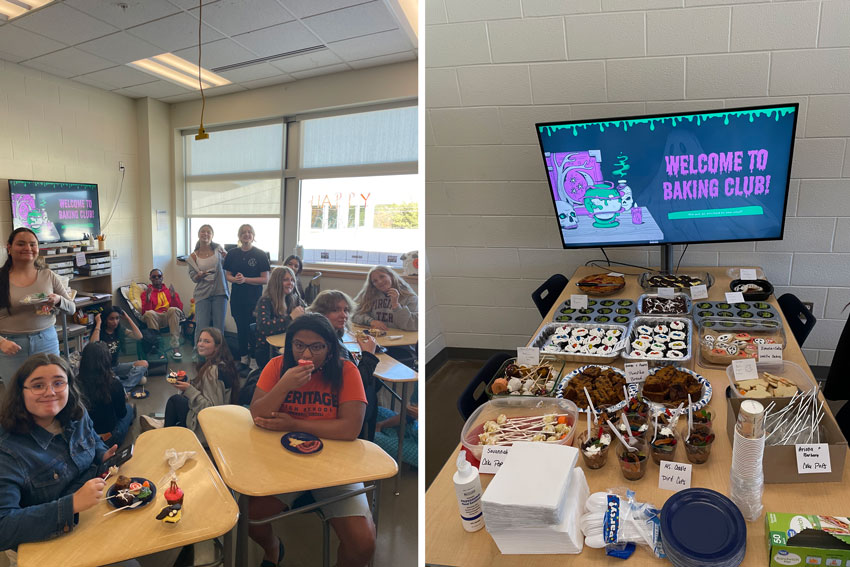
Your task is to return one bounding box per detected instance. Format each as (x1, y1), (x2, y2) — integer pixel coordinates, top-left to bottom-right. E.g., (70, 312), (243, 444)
(766, 512), (850, 567)
(726, 396), (847, 484)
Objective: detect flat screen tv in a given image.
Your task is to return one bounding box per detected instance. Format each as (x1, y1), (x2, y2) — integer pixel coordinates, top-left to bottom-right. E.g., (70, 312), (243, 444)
(9, 179), (101, 243)
(536, 104), (798, 256)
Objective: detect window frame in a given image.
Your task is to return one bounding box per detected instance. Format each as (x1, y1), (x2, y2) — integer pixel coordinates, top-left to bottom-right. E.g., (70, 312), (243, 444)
(182, 98), (418, 266)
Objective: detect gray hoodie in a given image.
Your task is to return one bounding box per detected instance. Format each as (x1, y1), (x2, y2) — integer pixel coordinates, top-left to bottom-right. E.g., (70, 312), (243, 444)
(186, 247), (229, 301)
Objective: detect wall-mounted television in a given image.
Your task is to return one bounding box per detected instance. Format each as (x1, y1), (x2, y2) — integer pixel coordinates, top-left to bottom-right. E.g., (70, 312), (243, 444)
(535, 104), (798, 257)
(9, 179), (101, 243)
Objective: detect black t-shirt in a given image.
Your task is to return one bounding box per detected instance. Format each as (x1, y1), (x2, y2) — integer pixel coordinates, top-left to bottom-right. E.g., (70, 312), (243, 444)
(85, 379), (127, 434)
(224, 247), (270, 300)
(97, 328), (123, 366)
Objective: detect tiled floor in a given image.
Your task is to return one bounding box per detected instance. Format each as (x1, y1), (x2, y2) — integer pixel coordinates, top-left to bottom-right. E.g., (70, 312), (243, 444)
(0, 340), (417, 567)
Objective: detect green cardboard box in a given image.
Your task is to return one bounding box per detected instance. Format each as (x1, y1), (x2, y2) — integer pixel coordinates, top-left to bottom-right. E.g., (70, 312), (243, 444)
(766, 512), (850, 566)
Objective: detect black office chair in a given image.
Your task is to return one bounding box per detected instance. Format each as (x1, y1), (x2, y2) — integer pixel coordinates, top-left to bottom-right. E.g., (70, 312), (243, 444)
(531, 274), (569, 318)
(777, 293), (817, 347)
(457, 353), (512, 421)
(823, 312), (850, 401)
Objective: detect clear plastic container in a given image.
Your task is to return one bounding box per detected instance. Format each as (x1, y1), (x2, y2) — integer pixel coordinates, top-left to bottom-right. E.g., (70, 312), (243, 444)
(460, 396), (579, 461)
(622, 316), (693, 367)
(639, 271), (714, 292)
(637, 292), (693, 316)
(698, 317), (786, 369)
(725, 360), (815, 399)
(486, 355), (566, 398)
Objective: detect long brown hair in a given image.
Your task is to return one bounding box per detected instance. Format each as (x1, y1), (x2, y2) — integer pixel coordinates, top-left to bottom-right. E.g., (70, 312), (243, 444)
(0, 354), (85, 434)
(260, 266), (303, 317)
(194, 327), (240, 403)
(193, 223), (222, 253)
(352, 265), (416, 321)
(0, 227), (45, 314)
(308, 290), (355, 338)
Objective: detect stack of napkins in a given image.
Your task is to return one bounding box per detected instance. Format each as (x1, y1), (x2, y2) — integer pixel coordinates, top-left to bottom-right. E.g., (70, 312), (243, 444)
(481, 442), (588, 554)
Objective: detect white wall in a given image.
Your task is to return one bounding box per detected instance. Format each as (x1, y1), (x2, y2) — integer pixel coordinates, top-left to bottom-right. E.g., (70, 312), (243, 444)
(0, 59), (145, 287)
(425, 0), (850, 367)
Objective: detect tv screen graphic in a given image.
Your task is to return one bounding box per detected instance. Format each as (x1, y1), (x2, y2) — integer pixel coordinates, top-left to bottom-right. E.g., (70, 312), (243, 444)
(536, 104), (798, 249)
(9, 180), (101, 244)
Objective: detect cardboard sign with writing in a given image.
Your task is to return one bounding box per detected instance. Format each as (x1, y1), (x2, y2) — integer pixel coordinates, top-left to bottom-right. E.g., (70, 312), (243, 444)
(570, 294), (588, 310)
(690, 284), (708, 300)
(726, 291), (746, 304)
(517, 347), (540, 367)
(758, 344), (783, 364)
(659, 460), (692, 492)
(732, 358), (759, 381)
(796, 443), (832, 474)
(625, 362), (649, 384)
(479, 446), (511, 474)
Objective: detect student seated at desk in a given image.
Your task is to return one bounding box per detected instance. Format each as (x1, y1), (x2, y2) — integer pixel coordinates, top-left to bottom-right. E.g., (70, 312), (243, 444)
(352, 265), (418, 332)
(91, 306), (149, 393)
(0, 354), (118, 562)
(77, 342), (135, 447)
(139, 328), (239, 444)
(254, 267), (305, 370)
(249, 313), (374, 567)
(308, 290), (380, 441)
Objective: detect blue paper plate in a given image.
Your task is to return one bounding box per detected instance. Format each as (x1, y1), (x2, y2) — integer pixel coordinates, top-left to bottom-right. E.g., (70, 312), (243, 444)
(281, 432), (323, 455)
(661, 488), (746, 566)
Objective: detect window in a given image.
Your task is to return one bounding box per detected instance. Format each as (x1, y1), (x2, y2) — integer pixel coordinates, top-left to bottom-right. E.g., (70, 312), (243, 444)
(182, 103), (418, 267)
(184, 123), (283, 259)
(295, 106), (418, 268)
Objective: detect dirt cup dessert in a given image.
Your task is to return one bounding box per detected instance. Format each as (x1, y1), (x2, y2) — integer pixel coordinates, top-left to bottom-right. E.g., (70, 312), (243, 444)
(617, 412), (648, 441)
(624, 395), (649, 419)
(650, 423), (678, 465)
(617, 438), (648, 481)
(692, 407), (713, 430)
(684, 425), (715, 464)
(578, 428), (612, 470)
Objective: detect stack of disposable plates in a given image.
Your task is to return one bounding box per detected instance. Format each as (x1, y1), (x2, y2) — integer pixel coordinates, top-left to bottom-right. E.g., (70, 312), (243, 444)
(661, 488), (747, 567)
(482, 442), (587, 554)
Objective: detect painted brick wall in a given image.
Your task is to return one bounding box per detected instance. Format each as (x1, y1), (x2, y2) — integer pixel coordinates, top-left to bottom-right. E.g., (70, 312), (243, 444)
(425, 0), (850, 367)
(0, 59), (143, 288)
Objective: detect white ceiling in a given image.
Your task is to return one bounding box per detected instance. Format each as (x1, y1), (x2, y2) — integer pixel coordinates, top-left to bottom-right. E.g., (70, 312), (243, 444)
(0, 0), (418, 103)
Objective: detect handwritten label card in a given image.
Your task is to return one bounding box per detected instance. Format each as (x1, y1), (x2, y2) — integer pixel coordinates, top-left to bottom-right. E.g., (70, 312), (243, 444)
(690, 284), (708, 300)
(758, 344), (783, 364)
(625, 362), (649, 384)
(659, 460), (692, 492)
(75, 252), (86, 267)
(740, 268), (758, 280)
(480, 446), (511, 474)
(726, 291), (746, 304)
(517, 347), (540, 367)
(658, 287), (675, 298)
(796, 443), (831, 474)
(732, 358), (759, 381)
(570, 294), (588, 310)
(608, 272), (624, 278)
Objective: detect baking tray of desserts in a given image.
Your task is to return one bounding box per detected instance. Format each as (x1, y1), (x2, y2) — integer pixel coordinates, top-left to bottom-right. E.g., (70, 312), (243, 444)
(639, 271), (714, 292)
(696, 317), (786, 369)
(485, 356), (567, 398)
(692, 300), (781, 330)
(552, 297), (636, 325)
(637, 293), (693, 316)
(531, 322), (629, 363)
(621, 316), (693, 367)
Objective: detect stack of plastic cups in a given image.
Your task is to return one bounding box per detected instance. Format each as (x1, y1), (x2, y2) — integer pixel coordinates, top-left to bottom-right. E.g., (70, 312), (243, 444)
(729, 399), (766, 521)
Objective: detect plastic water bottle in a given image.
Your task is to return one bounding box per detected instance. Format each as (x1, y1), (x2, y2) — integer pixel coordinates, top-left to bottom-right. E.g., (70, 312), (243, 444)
(730, 399), (765, 521)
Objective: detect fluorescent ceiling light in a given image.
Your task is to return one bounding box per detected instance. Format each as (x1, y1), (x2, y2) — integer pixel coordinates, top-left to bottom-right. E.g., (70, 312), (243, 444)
(129, 53), (230, 91)
(0, 0), (53, 20)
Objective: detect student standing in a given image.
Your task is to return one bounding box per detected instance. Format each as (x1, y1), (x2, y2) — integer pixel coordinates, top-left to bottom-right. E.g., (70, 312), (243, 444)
(224, 224), (270, 367)
(186, 224), (229, 347)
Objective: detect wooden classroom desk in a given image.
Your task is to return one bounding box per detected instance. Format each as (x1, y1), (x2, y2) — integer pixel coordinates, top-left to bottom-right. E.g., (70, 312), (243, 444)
(198, 405), (398, 565)
(17, 427), (238, 567)
(267, 326), (418, 349)
(425, 266), (850, 567)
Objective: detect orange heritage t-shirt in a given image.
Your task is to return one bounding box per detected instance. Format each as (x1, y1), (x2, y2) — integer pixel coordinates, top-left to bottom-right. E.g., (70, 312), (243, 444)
(256, 356), (366, 420)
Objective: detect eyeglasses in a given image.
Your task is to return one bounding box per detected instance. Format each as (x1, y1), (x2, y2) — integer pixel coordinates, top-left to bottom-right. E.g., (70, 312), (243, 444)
(23, 380), (68, 395)
(292, 340), (327, 354)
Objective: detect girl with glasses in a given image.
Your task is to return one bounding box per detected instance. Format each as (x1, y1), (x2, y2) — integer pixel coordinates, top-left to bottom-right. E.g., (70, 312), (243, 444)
(249, 313), (373, 567)
(0, 228), (75, 381)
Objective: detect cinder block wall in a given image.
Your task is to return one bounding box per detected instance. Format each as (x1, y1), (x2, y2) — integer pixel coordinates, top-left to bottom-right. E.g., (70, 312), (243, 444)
(425, 0), (850, 367)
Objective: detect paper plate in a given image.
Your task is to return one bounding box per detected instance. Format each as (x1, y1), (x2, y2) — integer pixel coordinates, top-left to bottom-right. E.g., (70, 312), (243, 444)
(556, 364), (638, 414)
(107, 477), (156, 509)
(641, 366), (712, 413)
(661, 488), (746, 567)
(281, 432), (323, 455)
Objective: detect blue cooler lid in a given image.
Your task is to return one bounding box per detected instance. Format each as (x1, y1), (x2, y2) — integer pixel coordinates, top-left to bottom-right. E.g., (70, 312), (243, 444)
(661, 488), (747, 566)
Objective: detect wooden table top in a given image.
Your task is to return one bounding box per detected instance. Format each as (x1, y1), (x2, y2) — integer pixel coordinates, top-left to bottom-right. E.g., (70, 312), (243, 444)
(426, 266), (850, 567)
(266, 326), (419, 348)
(198, 405), (398, 497)
(375, 352), (418, 382)
(18, 428), (238, 567)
